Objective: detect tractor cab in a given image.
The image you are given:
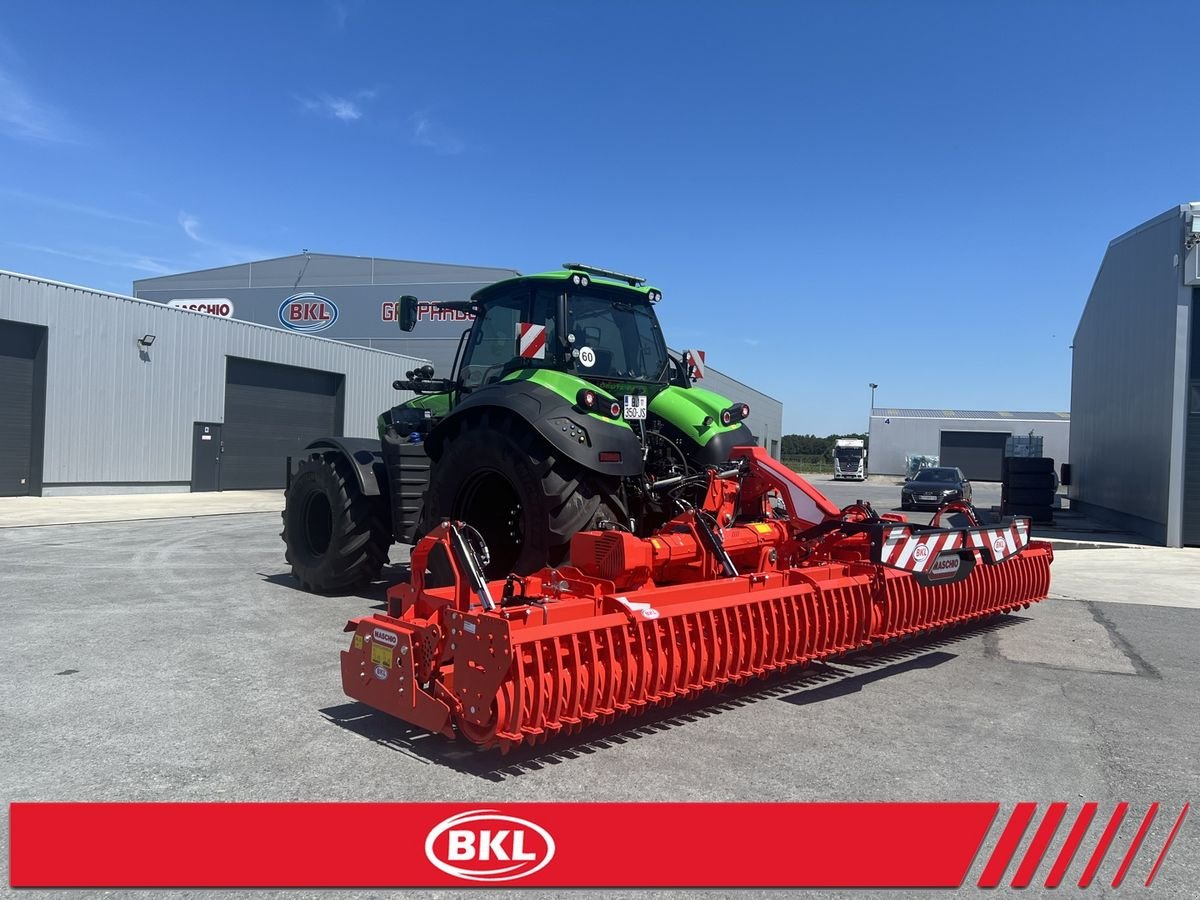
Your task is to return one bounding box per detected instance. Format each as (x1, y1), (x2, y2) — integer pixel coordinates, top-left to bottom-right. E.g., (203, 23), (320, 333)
(395, 263), (680, 405)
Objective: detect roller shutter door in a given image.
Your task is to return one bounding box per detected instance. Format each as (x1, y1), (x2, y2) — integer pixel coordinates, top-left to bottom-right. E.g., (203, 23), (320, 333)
(1185, 383), (1200, 546)
(0, 320), (44, 497)
(221, 358), (343, 490)
(939, 430), (1009, 482)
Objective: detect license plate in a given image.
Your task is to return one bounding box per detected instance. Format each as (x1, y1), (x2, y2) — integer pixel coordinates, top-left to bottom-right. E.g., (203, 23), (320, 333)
(919, 494), (937, 501)
(623, 395), (647, 420)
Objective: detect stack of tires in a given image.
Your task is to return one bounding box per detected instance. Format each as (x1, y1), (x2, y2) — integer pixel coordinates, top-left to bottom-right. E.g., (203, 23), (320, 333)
(1001, 456), (1056, 524)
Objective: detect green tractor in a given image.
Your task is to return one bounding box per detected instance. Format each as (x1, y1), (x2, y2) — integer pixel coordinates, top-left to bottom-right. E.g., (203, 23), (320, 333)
(282, 263), (755, 592)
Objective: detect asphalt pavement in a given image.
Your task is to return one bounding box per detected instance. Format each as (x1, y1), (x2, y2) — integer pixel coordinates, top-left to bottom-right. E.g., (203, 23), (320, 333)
(1, 509), (1196, 899)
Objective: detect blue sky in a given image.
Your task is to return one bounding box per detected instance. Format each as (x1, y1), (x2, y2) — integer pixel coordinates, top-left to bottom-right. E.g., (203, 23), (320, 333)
(0, 2), (1195, 435)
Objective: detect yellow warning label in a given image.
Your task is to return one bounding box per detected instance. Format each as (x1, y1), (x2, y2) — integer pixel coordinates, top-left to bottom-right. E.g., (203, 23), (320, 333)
(370, 643), (394, 668)
(353, 634), (363, 650)
(751, 523), (773, 534)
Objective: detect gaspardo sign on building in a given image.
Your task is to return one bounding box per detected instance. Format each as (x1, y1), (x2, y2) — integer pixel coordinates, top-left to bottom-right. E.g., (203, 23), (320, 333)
(381, 300), (475, 322)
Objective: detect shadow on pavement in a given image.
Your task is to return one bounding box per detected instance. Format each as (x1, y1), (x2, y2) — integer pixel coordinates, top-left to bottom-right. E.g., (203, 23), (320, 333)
(258, 564), (413, 609)
(319, 614), (1027, 782)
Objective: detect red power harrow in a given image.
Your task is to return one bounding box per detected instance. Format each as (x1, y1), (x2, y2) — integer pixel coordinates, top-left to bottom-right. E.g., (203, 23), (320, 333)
(341, 447), (1053, 752)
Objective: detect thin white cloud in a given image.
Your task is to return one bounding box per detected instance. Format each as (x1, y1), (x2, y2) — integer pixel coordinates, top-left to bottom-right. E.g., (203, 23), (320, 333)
(4, 240), (177, 275)
(178, 211), (202, 242)
(409, 112), (464, 154)
(0, 65), (72, 143)
(295, 89), (377, 122)
(177, 211), (273, 264)
(1, 188), (158, 227)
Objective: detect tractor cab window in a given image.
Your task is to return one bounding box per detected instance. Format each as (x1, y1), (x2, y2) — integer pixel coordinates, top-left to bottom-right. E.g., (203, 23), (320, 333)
(567, 291), (668, 382)
(459, 292), (525, 388)
(459, 290), (558, 388)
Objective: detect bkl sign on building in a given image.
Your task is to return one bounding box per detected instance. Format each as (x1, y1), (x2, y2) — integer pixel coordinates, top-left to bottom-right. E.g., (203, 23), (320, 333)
(277, 293), (339, 333)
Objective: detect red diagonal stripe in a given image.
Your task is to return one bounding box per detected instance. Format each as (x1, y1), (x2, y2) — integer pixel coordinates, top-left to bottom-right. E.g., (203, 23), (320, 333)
(1146, 803), (1190, 887)
(1112, 803), (1158, 887)
(1011, 801), (1067, 887)
(1044, 801), (1097, 887)
(977, 802), (1037, 887)
(1078, 802), (1128, 887)
(524, 328), (546, 358)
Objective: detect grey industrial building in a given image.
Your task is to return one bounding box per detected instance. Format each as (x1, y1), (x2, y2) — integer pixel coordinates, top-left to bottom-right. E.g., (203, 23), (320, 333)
(0, 256), (783, 497)
(1070, 202), (1200, 547)
(133, 254), (785, 458)
(0, 270), (424, 496)
(867, 408), (1070, 482)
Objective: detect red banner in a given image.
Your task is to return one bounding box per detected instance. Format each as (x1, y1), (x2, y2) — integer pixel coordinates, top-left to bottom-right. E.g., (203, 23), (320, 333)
(7, 801), (1187, 889)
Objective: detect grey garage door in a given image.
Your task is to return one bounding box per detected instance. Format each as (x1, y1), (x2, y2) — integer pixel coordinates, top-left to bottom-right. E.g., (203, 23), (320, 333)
(1186, 383), (1200, 547)
(220, 358), (344, 490)
(0, 320), (46, 497)
(939, 430), (1009, 482)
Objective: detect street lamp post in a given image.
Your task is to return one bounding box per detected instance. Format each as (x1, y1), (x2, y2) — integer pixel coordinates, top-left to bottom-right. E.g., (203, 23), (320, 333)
(867, 383), (878, 473)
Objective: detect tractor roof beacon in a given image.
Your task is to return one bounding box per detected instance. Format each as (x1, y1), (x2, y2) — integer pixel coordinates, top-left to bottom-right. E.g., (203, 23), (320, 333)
(281, 264), (755, 592)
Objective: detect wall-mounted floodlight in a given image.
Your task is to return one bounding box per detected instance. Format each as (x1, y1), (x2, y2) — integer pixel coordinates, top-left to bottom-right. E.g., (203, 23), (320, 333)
(137, 334), (156, 348)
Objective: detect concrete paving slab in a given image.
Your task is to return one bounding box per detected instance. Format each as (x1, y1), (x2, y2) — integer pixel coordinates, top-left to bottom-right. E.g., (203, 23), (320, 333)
(1050, 548), (1200, 610)
(0, 491), (283, 528)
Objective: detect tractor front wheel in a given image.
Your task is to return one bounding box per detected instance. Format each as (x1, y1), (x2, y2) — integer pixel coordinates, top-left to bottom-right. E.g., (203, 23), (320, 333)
(282, 453), (391, 593)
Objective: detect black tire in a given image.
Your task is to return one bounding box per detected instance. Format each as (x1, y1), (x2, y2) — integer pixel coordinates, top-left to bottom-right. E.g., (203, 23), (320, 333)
(425, 413), (625, 576)
(282, 453), (391, 593)
(1004, 457), (1054, 475)
(1004, 487), (1055, 505)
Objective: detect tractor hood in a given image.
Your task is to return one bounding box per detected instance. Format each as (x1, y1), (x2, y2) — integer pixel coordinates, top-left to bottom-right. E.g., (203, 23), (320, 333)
(650, 385), (747, 445)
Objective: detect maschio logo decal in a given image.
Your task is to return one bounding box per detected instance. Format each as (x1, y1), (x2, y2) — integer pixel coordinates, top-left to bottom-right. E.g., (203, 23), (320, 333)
(278, 293), (338, 332)
(425, 809), (555, 882)
(928, 553), (961, 581)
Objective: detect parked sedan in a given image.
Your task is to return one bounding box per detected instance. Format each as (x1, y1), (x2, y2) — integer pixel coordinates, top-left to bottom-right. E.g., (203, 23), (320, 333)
(900, 467), (972, 510)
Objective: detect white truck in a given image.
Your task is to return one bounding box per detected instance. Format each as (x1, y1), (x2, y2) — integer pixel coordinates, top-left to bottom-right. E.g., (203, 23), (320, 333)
(832, 437), (867, 480)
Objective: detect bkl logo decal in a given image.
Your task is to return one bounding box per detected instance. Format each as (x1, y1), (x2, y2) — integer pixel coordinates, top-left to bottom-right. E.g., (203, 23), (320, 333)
(278, 292), (338, 333)
(425, 809), (555, 882)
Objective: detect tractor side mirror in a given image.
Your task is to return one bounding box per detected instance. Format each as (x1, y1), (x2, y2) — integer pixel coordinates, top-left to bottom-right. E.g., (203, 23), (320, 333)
(398, 295), (419, 332)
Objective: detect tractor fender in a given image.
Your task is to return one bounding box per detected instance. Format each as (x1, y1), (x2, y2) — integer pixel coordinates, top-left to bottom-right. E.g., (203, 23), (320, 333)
(426, 384), (644, 477)
(690, 422), (756, 466)
(303, 438), (386, 496)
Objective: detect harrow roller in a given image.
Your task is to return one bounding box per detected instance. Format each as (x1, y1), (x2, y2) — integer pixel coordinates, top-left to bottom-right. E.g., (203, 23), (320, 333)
(341, 447), (1054, 752)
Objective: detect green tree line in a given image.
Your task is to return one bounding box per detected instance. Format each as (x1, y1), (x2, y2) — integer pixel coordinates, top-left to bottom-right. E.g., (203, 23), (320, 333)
(781, 433), (867, 459)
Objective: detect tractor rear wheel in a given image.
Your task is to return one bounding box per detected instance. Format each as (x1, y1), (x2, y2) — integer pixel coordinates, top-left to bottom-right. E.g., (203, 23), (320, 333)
(282, 453), (391, 593)
(425, 416), (624, 577)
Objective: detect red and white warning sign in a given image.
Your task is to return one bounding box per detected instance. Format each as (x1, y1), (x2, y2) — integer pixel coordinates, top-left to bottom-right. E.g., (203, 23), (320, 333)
(516, 322), (547, 359)
(684, 349), (706, 380)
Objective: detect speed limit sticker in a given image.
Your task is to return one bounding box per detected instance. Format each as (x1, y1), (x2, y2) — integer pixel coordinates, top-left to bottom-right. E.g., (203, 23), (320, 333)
(578, 346), (596, 367)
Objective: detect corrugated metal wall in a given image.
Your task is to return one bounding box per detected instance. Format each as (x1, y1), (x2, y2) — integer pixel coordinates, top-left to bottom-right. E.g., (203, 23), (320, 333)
(0, 271), (424, 492)
(1068, 208), (1187, 536)
(868, 414), (1070, 477)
